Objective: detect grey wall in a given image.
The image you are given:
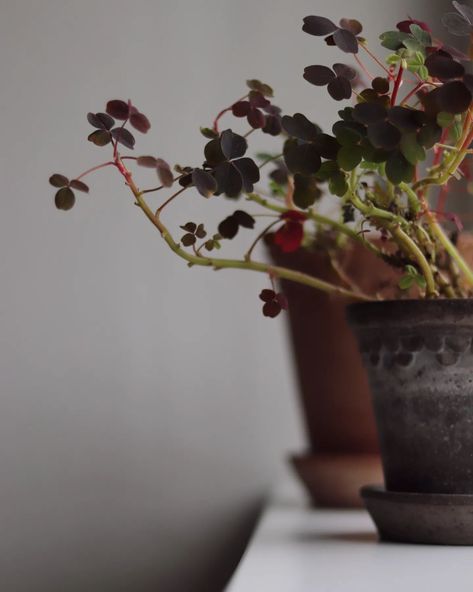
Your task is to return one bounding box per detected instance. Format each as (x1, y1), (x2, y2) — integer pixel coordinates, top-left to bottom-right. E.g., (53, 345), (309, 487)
(0, 1), (448, 591)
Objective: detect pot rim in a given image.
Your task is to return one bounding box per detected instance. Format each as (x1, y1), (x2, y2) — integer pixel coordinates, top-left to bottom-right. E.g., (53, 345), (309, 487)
(347, 297), (473, 328)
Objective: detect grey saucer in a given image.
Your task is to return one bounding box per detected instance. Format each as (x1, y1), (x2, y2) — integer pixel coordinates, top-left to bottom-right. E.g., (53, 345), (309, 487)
(361, 485), (473, 545)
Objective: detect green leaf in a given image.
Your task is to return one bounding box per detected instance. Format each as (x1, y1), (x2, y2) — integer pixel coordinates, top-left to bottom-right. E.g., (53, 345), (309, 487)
(315, 160), (339, 181)
(403, 37), (424, 54)
(417, 65), (429, 80)
(200, 127), (218, 139)
(400, 132), (426, 165)
(328, 172), (348, 197)
(269, 180), (286, 197)
(410, 24), (431, 47)
(337, 145), (363, 171)
(437, 112), (454, 128)
(379, 31), (409, 51)
(398, 274), (414, 290)
(293, 174), (321, 209)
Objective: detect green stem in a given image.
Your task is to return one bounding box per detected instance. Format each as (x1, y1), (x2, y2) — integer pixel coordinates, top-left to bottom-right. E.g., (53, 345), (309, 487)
(246, 193), (384, 257)
(119, 161), (373, 301)
(400, 182), (473, 288)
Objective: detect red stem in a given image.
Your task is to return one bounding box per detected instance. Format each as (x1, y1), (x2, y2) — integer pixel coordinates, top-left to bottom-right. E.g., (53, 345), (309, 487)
(76, 161), (115, 180)
(400, 81), (424, 106)
(213, 93), (248, 132)
(390, 66), (404, 106)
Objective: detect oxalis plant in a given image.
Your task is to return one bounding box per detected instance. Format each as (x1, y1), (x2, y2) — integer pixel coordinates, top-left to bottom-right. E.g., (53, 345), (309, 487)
(50, 2), (473, 317)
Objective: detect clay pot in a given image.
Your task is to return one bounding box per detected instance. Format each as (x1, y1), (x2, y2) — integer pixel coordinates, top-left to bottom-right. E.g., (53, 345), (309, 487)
(270, 242), (397, 507)
(348, 299), (473, 544)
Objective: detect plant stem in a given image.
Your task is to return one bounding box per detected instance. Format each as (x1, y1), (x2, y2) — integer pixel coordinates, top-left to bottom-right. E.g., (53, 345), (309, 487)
(246, 192), (383, 257)
(390, 65), (404, 106)
(400, 182), (473, 288)
(115, 158), (373, 301)
(76, 161), (115, 180)
(244, 219), (280, 261)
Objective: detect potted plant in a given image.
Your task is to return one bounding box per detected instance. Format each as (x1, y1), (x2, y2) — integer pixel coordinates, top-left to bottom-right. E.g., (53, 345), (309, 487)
(49, 2), (473, 543)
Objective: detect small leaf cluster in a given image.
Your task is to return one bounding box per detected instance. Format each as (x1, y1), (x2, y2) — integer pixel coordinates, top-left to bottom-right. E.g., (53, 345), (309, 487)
(49, 174), (89, 210)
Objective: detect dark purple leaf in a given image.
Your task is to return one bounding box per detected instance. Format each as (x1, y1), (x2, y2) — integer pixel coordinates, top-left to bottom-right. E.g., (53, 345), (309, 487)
(332, 120), (365, 145)
(248, 91), (270, 108)
(262, 300), (282, 318)
(87, 112), (115, 130)
(397, 19), (430, 33)
(155, 158), (173, 187)
(195, 224), (207, 239)
(218, 216), (239, 239)
(106, 100), (130, 120)
(339, 18), (362, 35)
(283, 139), (321, 176)
(293, 174), (321, 208)
(55, 187), (75, 211)
(247, 108), (266, 129)
(333, 28), (358, 53)
(464, 74), (473, 94)
(69, 179), (89, 193)
(425, 52), (464, 80)
(214, 162), (243, 197)
(87, 129), (112, 147)
(332, 63), (357, 80)
(281, 113), (319, 141)
(233, 157), (260, 192)
(130, 111), (151, 133)
(388, 106), (424, 131)
(259, 289), (276, 302)
(372, 77), (390, 94)
(353, 102), (387, 124)
(427, 80), (472, 114)
(262, 115), (282, 136)
(233, 210), (255, 228)
(180, 222), (197, 232)
(181, 233), (196, 247)
(385, 151), (414, 185)
(204, 138), (225, 167)
(313, 134), (340, 159)
(302, 15), (338, 36)
(192, 168), (217, 197)
(232, 101), (250, 117)
(49, 174), (69, 187)
(327, 76), (352, 100)
(220, 129), (247, 160)
(367, 121), (401, 149)
(111, 127), (135, 149)
(137, 155), (157, 168)
(417, 122), (442, 148)
(303, 65), (335, 86)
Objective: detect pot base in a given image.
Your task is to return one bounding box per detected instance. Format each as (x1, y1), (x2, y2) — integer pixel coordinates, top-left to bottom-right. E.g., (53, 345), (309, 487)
(291, 453), (382, 508)
(362, 485), (473, 545)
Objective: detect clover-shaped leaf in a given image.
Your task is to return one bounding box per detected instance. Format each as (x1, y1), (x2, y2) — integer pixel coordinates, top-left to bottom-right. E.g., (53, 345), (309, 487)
(302, 15), (361, 53)
(303, 63), (355, 100)
(49, 174), (88, 211)
(180, 222), (207, 247)
(106, 99), (150, 133)
(282, 113), (320, 141)
(259, 289), (288, 318)
(218, 210), (255, 239)
(425, 50), (464, 80)
(246, 79), (274, 98)
(232, 91), (270, 129)
(204, 130), (259, 197)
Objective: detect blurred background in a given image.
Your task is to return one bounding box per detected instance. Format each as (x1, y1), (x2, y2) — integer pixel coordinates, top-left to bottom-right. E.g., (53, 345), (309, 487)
(0, 1), (463, 590)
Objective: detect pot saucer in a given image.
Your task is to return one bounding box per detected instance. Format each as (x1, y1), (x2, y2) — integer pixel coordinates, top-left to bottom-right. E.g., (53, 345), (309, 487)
(361, 485), (473, 545)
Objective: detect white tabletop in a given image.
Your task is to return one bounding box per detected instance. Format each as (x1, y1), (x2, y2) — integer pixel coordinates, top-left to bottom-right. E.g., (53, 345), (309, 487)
(226, 482), (472, 592)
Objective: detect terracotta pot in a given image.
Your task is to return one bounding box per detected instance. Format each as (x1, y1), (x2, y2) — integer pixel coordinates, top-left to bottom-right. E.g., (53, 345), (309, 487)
(270, 242), (399, 507)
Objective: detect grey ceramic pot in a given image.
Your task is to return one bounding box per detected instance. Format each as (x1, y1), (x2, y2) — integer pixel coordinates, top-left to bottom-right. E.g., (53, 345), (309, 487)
(347, 299), (473, 495)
